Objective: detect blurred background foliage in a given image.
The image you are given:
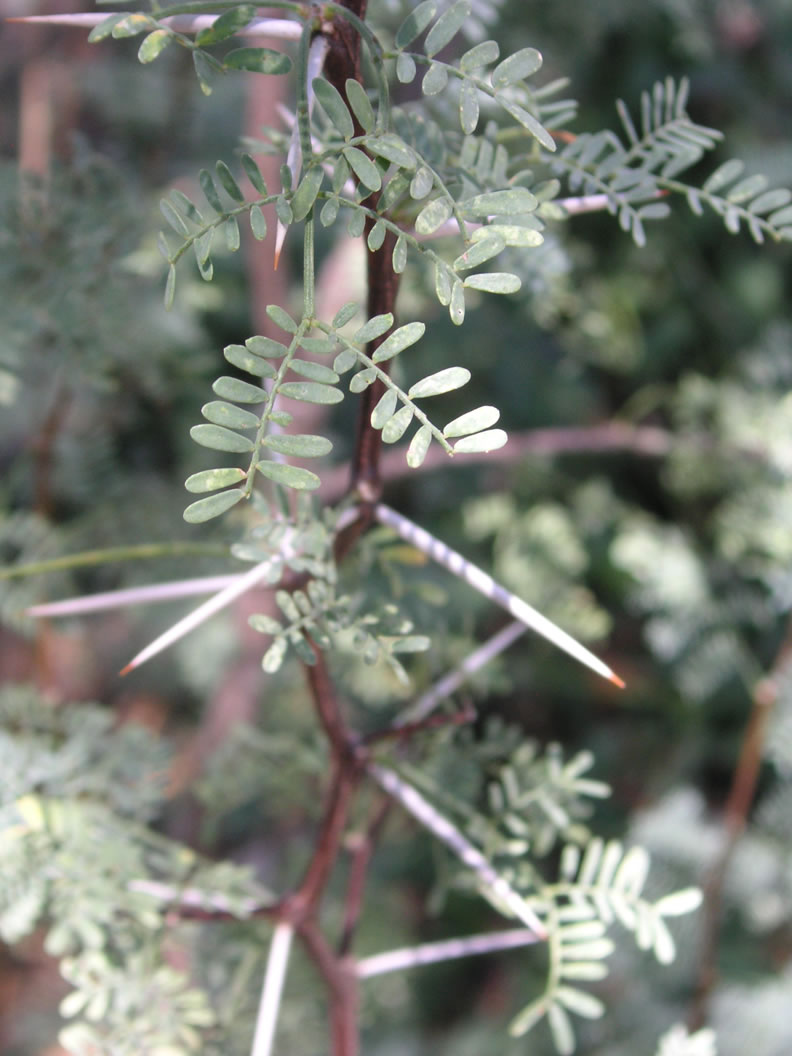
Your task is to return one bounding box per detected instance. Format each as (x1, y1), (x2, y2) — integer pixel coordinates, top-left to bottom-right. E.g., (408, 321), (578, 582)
(1, 0), (791, 1053)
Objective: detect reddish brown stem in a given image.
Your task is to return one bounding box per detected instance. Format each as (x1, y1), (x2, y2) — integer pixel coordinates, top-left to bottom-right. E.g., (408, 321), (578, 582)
(299, 920), (360, 1056)
(689, 619), (792, 1028)
(292, 759), (360, 915)
(338, 795), (391, 956)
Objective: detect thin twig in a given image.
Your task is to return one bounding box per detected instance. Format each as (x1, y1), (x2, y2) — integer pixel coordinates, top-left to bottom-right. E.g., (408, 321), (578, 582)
(374, 504), (624, 687)
(368, 762), (547, 937)
(356, 926), (541, 978)
(338, 796), (391, 955)
(250, 922), (294, 1056)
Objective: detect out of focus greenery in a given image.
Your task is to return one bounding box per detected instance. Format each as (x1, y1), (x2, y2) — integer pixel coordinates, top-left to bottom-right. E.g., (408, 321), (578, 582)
(1, 1), (791, 1054)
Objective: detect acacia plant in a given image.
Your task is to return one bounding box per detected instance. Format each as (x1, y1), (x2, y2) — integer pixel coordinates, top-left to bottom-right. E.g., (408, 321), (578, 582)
(3, 2), (792, 1055)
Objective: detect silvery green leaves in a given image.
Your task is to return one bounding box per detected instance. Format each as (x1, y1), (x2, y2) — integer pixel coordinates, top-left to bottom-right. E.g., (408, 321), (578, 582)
(90, 8), (291, 96)
(508, 838), (702, 1054)
(249, 585), (429, 682)
(158, 155), (271, 305)
(330, 314), (506, 467)
(393, 3), (553, 147)
(690, 158), (792, 243)
(184, 313), (341, 523)
(549, 77), (788, 247)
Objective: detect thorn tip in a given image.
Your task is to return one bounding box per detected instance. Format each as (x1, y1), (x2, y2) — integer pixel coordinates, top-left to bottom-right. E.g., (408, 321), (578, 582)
(609, 672), (626, 689)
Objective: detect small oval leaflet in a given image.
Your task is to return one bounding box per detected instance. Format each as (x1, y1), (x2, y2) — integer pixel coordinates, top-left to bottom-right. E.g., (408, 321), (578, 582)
(345, 78), (375, 133)
(213, 376), (268, 402)
(443, 405), (500, 438)
(224, 216), (241, 252)
(406, 424), (432, 468)
(499, 100), (556, 152)
(333, 347), (358, 374)
(216, 160), (245, 202)
(424, 0), (471, 58)
(290, 166), (325, 222)
(750, 188), (792, 215)
(288, 359), (340, 384)
(547, 1002), (575, 1056)
(199, 169), (224, 213)
(249, 613), (282, 635)
(246, 335), (287, 358)
(492, 47), (543, 91)
(333, 302), (358, 328)
(459, 80), (480, 135)
(225, 47), (292, 75)
(278, 381), (343, 405)
(382, 405), (414, 443)
(349, 368), (377, 393)
(366, 134), (416, 170)
(453, 235), (505, 271)
(463, 272), (521, 294)
(257, 461), (321, 491)
(367, 220), (387, 251)
(241, 152), (268, 194)
(460, 40), (500, 72)
(138, 29), (172, 64)
(422, 63), (449, 96)
(185, 467), (246, 494)
(415, 196), (452, 235)
(196, 4), (255, 45)
(392, 236), (408, 273)
(111, 13), (154, 38)
(475, 223), (544, 248)
(702, 157), (744, 194)
(461, 187), (538, 218)
(321, 198), (340, 227)
(313, 78), (355, 139)
(88, 13), (128, 42)
(184, 489), (245, 524)
(262, 637), (288, 673)
(372, 321), (425, 363)
(409, 367), (470, 399)
(727, 173), (768, 204)
(354, 313), (393, 344)
(371, 389), (398, 429)
(249, 205), (267, 240)
(449, 280), (466, 326)
(201, 401), (260, 431)
(453, 428), (507, 453)
(266, 305), (298, 333)
(410, 167), (434, 200)
(396, 51), (417, 84)
(435, 264), (452, 305)
(190, 424), (254, 453)
(224, 345), (277, 379)
(343, 147), (382, 193)
(160, 199), (189, 236)
(347, 208), (366, 238)
(395, 0), (437, 47)
(263, 434), (332, 458)
(275, 196), (293, 227)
